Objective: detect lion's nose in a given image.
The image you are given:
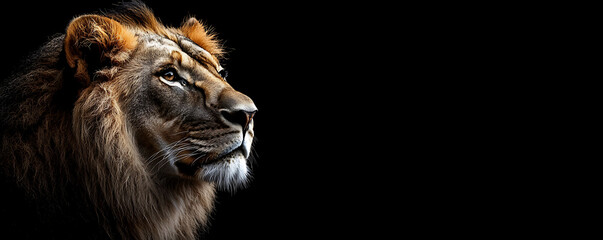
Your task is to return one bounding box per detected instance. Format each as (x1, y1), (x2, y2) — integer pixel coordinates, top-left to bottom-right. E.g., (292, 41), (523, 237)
(218, 88), (257, 131)
(220, 109), (256, 131)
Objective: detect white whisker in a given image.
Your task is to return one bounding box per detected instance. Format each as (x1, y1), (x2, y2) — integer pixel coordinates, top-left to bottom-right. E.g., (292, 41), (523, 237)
(146, 138), (187, 173)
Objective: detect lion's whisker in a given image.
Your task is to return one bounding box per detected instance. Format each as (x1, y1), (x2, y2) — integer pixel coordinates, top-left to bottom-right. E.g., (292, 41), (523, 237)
(147, 138), (188, 173)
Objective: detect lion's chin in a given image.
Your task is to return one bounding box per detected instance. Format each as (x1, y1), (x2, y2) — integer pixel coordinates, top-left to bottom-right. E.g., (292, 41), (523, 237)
(200, 150), (249, 191)
(172, 146), (250, 191)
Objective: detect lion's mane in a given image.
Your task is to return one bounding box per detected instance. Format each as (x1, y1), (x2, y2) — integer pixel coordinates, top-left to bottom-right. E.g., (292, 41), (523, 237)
(0, 4), (219, 239)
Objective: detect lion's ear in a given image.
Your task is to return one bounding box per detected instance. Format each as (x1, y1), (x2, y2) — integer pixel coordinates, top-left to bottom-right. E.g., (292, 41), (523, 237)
(180, 17), (223, 57)
(64, 15), (137, 84)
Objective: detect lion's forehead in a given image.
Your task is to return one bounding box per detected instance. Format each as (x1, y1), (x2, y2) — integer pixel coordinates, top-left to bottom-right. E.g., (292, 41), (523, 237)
(139, 34), (219, 69)
(140, 34), (180, 50)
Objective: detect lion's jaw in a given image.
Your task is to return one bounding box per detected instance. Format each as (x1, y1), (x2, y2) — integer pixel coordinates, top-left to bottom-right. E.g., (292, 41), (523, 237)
(197, 119), (255, 191)
(141, 114), (255, 191)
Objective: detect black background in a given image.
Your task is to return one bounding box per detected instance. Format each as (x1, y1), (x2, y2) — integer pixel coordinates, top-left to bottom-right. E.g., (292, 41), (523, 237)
(1, 1), (391, 238)
(0, 1), (539, 238)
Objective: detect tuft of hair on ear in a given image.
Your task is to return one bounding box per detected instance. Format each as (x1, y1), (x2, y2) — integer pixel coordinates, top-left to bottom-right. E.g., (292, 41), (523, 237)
(180, 17), (225, 58)
(64, 15), (137, 85)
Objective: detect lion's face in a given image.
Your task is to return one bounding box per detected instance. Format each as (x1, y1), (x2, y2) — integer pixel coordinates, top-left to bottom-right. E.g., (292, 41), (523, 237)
(65, 14), (256, 190)
(124, 34), (256, 190)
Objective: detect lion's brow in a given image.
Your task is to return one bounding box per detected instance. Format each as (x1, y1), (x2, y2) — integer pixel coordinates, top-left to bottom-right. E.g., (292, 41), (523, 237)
(177, 36), (219, 69)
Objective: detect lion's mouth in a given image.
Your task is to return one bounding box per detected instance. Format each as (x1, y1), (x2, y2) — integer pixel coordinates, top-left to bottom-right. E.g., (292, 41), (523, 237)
(169, 140), (251, 190)
(174, 145), (245, 176)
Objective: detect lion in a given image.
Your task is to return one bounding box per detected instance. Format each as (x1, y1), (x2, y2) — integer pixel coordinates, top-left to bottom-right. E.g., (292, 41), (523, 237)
(0, 2), (257, 239)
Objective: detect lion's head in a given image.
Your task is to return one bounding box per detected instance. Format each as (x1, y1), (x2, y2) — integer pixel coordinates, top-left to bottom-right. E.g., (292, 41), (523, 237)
(0, 2), (256, 239)
(65, 5), (257, 190)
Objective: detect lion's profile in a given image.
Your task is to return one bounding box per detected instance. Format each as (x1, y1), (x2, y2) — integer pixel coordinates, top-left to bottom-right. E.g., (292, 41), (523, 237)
(0, 2), (257, 239)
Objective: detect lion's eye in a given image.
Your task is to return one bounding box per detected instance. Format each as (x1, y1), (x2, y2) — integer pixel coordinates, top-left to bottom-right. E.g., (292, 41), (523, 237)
(158, 69), (186, 90)
(162, 71), (175, 81)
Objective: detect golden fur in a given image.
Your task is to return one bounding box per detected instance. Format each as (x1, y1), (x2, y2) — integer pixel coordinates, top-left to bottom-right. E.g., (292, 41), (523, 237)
(0, 2), (247, 239)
